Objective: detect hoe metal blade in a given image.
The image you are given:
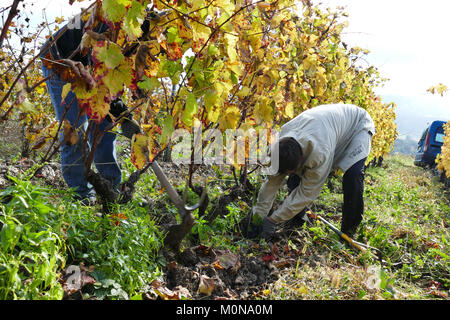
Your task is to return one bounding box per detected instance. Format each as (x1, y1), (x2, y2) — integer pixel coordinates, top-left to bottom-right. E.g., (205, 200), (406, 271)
(150, 161), (207, 251)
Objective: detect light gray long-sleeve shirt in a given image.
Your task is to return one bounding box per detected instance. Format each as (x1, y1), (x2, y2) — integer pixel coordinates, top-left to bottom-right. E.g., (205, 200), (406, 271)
(253, 104), (376, 223)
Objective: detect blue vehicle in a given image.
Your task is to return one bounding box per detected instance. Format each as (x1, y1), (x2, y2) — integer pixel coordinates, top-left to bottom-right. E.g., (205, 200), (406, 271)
(414, 120), (447, 167)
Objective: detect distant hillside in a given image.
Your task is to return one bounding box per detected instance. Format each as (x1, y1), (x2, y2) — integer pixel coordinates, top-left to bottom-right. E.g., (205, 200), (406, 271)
(393, 136), (418, 155)
(382, 94), (450, 141)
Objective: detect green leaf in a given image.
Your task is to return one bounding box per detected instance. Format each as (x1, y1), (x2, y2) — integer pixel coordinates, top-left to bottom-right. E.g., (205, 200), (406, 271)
(95, 42), (125, 70)
(162, 59), (183, 78)
(159, 115), (174, 147)
(167, 27), (182, 44)
(102, 0), (131, 23)
(0, 220), (21, 252)
(137, 76), (160, 92)
(358, 290), (367, 299)
(16, 195), (29, 209)
(182, 92), (198, 127)
(130, 293), (143, 300)
(207, 44), (220, 57)
(204, 89), (219, 109)
(103, 58), (134, 95)
(123, 1), (146, 40)
(230, 71), (238, 84)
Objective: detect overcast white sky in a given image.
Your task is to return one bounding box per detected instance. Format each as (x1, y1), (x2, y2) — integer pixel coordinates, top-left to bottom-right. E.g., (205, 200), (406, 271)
(317, 0), (450, 138)
(319, 0), (450, 97)
(2, 0), (449, 138)
(0, 0), (87, 20)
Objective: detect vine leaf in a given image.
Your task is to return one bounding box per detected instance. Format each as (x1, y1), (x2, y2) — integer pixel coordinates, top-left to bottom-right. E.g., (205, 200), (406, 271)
(101, 0), (131, 23)
(130, 133), (149, 169)
(181, 92), (198, 127)
(123, 0), (146, 40)
(77, 85), (111, 123)
(135, 44), (160, 79)
(31, 121), (59, 150)
(141, 125), (160, 162)
(15, 79), (37, 114)
(165, 41), (183, 61)
(159, 115), (174, 148)
(219, 105), (240, 129)
(103, 57), (134, 96)
(62, 119), (79, 146)
(61, 83), (72, 102)
(93, 41), (125, 70)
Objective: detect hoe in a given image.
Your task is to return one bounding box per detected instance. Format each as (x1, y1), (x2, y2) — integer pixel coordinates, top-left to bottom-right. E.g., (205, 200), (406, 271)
(149, 161), (207, 252)
(305, 210), (384, 264)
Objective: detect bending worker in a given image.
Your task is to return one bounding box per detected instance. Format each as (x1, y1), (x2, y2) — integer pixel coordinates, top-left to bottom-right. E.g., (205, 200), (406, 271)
(249, 104), (376, 241)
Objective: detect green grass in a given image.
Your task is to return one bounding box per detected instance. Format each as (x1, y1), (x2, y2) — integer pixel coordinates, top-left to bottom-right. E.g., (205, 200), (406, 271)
(363, 155), (449, 295)
(0, 173), (164, 300)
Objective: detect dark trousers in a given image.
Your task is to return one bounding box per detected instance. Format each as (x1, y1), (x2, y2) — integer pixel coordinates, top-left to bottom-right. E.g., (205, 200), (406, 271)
(341, 158), (366, 236)
(287, 158), (367, 236)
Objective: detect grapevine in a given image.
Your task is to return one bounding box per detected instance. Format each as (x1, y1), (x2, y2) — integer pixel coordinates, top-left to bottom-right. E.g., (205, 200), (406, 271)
(0, 0), (399, 208)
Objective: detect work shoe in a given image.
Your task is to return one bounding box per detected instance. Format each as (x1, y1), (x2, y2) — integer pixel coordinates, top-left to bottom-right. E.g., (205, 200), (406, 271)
(77, 195), (97, 206)
(285, 209), (309, 229)
(246, 221), (262, 239)
(261, 217), (277, 241)
(245, 213), (264, 239)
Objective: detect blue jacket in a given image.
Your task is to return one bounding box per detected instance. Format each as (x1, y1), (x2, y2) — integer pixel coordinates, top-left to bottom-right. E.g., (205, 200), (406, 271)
(40, 14), (108, 65)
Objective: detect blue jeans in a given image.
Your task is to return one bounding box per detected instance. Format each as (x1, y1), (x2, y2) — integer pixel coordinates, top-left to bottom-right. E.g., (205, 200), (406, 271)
(42, 64), (122, 199)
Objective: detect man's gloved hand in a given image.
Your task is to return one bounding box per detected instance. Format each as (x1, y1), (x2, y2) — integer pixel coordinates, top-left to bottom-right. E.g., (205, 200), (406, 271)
(121, 118), (141, 139)
(109, 99), (129, 119)
(109, 99), (141, 139)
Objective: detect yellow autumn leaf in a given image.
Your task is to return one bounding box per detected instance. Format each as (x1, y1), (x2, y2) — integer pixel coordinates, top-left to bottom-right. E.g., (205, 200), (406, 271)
(285, 102), (294, 119)
(219, 105), (241, 129)
(81, 85), (111, 123)
(174, 17), (193, 40)
(148, 135), (159, 162)
(62, 119), (79, 146)
(237, 86), (251, 99)
(254, 96), (273, 124)
(103, 57), (134, 96)
(257, 2), (271, 10)
(224, 34), (237, 63)
(31, 121), (60, 150)
(427, 83), (448, 96)
(130, 133), (149, 169)
(61, 83), (72, 101)
(198, 275), (215, 296)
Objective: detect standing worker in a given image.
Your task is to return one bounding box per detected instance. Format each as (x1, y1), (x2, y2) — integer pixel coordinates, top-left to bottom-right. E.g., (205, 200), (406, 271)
(39, 9), (140, 204)
(249, 104), (376, 241)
